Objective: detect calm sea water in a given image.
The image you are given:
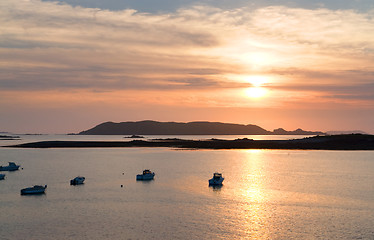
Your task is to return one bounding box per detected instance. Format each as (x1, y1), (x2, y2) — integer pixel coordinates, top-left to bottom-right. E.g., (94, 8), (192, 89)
(1, 135), (374, 239)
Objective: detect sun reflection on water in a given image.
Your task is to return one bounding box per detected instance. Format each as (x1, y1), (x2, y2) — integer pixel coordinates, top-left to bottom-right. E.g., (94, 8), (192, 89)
(235, 150), (271, 239)
(240, 150), (266, 202)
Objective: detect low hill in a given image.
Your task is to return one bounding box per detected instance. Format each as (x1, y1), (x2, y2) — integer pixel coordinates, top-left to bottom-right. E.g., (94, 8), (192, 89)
(78, 121), (324, 135)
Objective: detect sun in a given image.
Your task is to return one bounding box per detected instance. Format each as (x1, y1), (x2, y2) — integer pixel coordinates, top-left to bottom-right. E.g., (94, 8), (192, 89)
(245, 76), (269, 98)
(246, 87), (267, 98)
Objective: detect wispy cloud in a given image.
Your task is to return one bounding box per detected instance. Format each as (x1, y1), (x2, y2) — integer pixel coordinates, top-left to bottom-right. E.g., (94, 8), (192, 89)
(1, 0), (374, 106)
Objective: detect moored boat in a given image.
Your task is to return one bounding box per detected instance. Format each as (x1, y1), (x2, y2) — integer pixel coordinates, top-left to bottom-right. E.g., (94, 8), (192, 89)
(209, 172), (224, 186)
(0, 162), (20, 171)
(0, 173), (5, 180)
(70, 176), (85, 185)
(20, 185), (47, 195)
(136, 169), (155, 180)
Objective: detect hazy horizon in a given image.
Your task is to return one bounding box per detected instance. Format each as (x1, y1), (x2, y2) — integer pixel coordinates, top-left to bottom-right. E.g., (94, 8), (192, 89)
(1, 119), (370, 135)
(1, 0), (373, 134)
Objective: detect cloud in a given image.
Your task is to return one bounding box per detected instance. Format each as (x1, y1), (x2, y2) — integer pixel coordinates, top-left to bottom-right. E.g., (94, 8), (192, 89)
(42, 0), (374, 13)
(0, 0), (374, 110)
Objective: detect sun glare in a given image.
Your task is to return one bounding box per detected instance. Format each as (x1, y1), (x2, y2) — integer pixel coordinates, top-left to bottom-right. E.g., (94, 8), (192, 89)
(246, 87), (267, 98)
(246, 75), (268, 87)
(245, 76), (269, 98)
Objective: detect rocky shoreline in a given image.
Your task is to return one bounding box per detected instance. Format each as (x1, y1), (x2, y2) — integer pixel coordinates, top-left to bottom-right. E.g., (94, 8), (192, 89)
(5, 134), (374, 150)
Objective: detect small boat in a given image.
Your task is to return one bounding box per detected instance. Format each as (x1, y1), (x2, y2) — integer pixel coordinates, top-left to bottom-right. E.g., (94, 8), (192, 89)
(70, 176), (85, 185)
(0, 162), (20, 171)
(209, 172), (224, 186)
(136, 169), (155, 180)
(20, 185), (47, 195)
(0, 174), (5, 180)
(124, 135), (144, 139)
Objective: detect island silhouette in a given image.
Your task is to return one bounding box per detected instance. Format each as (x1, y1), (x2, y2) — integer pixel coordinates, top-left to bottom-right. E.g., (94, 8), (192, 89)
(7, 121), (372, 150)
(78, 120), (324, 135)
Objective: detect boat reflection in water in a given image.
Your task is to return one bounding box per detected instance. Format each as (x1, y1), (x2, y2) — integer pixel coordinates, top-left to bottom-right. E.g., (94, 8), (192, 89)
(210, 184), (223, 191)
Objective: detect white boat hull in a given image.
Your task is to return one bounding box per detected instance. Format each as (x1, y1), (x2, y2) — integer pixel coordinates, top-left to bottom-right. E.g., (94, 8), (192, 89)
(70, 177), (85, 185)
(21, 185), (47, 195)
(209, 178), (224, 186)
(136, 173), (155, 180)
(0, 162), (20, 171)
(209, 173), (224, 186)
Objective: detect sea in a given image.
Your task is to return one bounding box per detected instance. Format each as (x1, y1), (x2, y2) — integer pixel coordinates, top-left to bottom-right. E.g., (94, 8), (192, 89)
(1, 135), (374, 240)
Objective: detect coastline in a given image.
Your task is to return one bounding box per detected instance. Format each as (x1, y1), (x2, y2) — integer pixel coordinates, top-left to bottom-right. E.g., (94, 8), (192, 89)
(5, 134), (374, 150)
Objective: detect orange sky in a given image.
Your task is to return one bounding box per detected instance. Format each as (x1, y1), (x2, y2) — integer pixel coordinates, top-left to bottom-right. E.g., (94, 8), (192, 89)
(1, 1), (374, 133)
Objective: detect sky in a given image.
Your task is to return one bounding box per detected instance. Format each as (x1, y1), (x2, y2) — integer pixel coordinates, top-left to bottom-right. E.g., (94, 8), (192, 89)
(1, 0), (374, 134)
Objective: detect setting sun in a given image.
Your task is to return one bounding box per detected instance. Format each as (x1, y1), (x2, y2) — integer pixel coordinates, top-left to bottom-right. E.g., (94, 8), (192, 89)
(246, 87), (267, 98)
(245, 76), (269, 98)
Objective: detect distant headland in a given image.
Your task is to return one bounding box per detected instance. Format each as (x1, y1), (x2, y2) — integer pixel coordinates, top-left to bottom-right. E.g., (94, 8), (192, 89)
(78, 120), (325, 135)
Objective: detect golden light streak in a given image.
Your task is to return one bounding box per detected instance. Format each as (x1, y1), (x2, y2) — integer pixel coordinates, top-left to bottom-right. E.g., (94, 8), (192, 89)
(235, 150), (271, 238)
